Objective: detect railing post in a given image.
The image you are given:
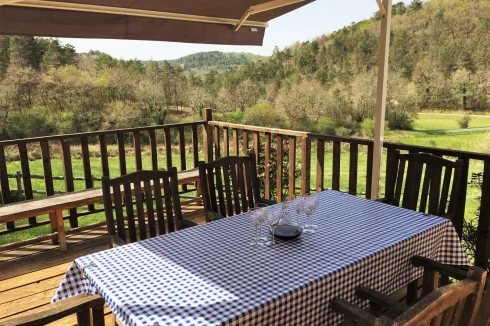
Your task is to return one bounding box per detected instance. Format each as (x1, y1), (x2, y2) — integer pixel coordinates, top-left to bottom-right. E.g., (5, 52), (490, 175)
(15, 171), (23, 201)
(301, 136), (311, 196)
(475, 160), (490, 270)
(202, 108), (213, 163)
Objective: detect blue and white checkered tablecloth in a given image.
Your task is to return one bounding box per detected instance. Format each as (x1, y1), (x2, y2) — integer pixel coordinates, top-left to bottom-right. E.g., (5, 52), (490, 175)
(53, 190), (469, 326)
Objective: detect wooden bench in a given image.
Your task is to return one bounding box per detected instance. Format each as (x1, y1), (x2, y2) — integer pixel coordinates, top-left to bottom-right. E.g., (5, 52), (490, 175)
(0, 168), (200, 252)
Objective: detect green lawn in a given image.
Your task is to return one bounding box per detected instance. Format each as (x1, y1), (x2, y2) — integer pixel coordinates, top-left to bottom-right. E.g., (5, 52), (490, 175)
(414, 113), (490, 131)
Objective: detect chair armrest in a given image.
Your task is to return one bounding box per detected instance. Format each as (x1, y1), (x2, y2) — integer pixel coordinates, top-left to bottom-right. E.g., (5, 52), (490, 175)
(111, 235), (126, 248)
(331, 298), (378, 325)
(2, 295), (105, 326)
(411, 256), (468, 281)
(258, 198), (276, 206)
(356, 287), (408, 316)
(179, 219), (198, 230)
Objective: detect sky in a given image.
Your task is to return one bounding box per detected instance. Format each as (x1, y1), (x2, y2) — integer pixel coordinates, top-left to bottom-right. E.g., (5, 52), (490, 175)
(60, 1), (383, 61)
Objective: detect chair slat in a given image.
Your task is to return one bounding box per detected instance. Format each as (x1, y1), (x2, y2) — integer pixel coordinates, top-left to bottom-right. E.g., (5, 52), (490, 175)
(153, 177), (166, 236)
(123, 183), (137, 243)
(394, 159), (406, 206)
(229, 163), (241, 215)
(439, 166), (453, 217)
(428, 165), (442, 215)
(419, 165), (433, 213)
(133, 184), (147, 241)
(215, 166), (226, 216)
(162, 176), (175, 233)
(244, 160), (255, 208)
(222, 164), (234, 217)
(144, 180), (157, 238)
(112, 185), (126, 242)
(207, 166), (218, 213)
(237, 163), (248, 212)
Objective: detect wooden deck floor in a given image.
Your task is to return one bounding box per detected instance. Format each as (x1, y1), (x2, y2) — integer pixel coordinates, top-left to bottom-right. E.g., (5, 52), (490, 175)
(0, 204), (206, 325)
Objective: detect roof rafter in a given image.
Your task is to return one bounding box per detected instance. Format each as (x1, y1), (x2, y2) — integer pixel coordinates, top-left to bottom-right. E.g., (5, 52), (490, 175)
(235, 0), (305, 31)
(5, 0), (269, 28)
(376, 0), (387, 16)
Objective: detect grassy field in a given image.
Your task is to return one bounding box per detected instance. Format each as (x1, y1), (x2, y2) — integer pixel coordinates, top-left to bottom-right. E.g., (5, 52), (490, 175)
(1, 113), (489, 245)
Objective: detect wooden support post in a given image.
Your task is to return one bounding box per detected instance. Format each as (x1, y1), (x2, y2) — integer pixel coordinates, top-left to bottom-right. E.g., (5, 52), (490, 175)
(276, 135), (284, 202)
(264, 133), (271, 200)
(202, 108), (213, 163)
(475, 160), (490, 270)
(370, 0), (392, 199)
(51, 209), (67, 251)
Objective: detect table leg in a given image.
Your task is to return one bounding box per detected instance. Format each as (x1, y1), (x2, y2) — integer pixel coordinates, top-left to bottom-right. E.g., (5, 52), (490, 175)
(49, 211), (59, 245)
(54, 209), (67, 252)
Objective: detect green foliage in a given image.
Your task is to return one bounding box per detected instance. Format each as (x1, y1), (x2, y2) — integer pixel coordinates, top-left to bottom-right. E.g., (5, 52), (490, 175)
(242, 103), (286, 128)
(361, 118), (376, 138)
(458, 114), (471, 129)
(168, 51), (266, 72)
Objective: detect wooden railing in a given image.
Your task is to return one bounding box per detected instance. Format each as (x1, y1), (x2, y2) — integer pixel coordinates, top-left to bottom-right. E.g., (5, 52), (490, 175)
(0, 108), (489, 271)
(0, 120), (206, 233)
(207, 120), (490, 270)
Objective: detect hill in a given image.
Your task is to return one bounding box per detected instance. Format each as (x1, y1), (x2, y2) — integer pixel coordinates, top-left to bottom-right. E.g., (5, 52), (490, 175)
(166, 51), (266, 72)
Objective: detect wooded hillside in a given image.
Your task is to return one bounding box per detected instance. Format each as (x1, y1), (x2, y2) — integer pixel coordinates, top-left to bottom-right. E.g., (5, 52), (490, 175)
(0, 0), (489, 140)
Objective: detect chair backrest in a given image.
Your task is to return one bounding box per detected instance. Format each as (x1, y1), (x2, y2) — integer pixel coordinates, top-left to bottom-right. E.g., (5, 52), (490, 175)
(198, 153), (261, 220)
(384, 151), (464, 218)
(102, 168), (183, 243)
(3, 295), (105, 326)
(392, 266), (487, 326)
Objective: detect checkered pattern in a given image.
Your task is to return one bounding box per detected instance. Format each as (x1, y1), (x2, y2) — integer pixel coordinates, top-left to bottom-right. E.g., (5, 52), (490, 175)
(53, 190), (469, 326)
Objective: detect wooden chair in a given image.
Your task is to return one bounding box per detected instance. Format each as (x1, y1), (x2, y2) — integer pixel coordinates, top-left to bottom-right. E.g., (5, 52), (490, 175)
(383, 151), (464, 221)
(332, 257), (487, 326)
(102, 168), (196, 247)
(2, 295), (105, 326)
(198, 153), (275, 222)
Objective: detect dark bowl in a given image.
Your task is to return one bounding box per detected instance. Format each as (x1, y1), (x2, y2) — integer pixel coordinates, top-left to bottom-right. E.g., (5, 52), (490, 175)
(271, 225), (303, 240)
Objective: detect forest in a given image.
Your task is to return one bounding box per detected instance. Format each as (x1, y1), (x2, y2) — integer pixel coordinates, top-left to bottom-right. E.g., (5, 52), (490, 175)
(0, 0), (489, 141)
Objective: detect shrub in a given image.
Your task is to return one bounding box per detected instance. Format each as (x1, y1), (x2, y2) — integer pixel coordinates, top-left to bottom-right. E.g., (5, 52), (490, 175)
(361, 118), (376, 138)
(334, 126), (352, 137)
(313, 117), (336, 135)
(457, 114), (471, 129)
(242, 103), (286, 128)
(221, 110), (243, 124)
(5, 107), (56, 139)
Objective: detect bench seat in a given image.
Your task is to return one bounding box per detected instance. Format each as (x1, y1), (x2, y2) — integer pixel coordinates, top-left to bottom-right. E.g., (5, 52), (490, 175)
(0, 168), (200, 251)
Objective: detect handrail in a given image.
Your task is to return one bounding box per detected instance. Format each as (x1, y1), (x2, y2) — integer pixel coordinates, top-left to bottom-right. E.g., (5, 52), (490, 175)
(0, 121), (205, 146)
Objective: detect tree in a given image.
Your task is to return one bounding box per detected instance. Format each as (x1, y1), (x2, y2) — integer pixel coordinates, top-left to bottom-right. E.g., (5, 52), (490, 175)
(187, 86), (211, 114)
(9, 36), (41, 69)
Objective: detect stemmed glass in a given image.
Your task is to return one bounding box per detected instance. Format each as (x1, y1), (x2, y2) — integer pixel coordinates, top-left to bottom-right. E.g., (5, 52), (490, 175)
(254, 203), (269, 243)
(293, 196), (305, 225)
(250, 208), (263, 247)
(303, 195), (319, 233)
(266, 209), (283, 246)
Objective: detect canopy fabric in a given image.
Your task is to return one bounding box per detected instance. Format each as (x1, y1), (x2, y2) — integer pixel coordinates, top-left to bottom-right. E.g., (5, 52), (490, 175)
(0, 0), (314, 45)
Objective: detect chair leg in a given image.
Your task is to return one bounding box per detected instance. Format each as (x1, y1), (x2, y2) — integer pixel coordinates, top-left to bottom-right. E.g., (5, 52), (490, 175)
(406, 280), (418, 304)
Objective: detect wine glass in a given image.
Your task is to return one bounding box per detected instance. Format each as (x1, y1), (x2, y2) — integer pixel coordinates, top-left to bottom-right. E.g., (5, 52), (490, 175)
(250, 209), (263, 247)
(254, 203), (269, 243)
(303, 195), (319, 233)
(266, 209), (283, 246)
(293, 196), (305, 225)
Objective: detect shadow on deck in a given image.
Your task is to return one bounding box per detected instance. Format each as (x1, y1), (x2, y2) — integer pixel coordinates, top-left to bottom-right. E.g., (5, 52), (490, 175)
(0, 204), (206, 325)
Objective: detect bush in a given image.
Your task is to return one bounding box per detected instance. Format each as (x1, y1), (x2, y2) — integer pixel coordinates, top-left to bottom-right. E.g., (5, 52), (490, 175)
(221, 110), (243, 124)
(387, 109), (415, 130)
(313, 117), (336, 135)
(334, 126), (352, 137)
(242, 103), (286, 128)
(457, 114), (471, 129)
(361, 118), (376, 138)
(5, 107), (56, 139)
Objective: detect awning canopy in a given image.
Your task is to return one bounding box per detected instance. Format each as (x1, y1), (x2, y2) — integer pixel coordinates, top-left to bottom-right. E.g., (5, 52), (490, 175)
(0, 0), (314, 45)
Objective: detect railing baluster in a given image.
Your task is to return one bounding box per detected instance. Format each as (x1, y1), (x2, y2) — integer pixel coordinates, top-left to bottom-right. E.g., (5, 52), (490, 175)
(133, 131), (143, 171)
(0, 144), (14, 229)
(40, 141), (54, 197)
(223, 127), (229, 157)
(179, 126), (187, 191)
(116, 133), (127, 176)
(349, 143), (358, 195)
(164, 127), (172, 170)
(301, 136), (311, 196)
(288, 136), (296, 199)
(253, 132), (260, 165)
(18, 142), (35, 225)
(80, 136), (94, 210)
(316, 139), (325, 192)
(242, 130), (249, 153)
(366, 144), (374, 199)
(61, 138), (77, 228)
(264, 132), (271, 200)
(232, 129), (239, 156)
(332, 141), (341, 191)
(213, 126), (220, 160)
(475, 160), (490, 270)
(191, 125), (199, 168)
(149, 129), (158, 171)
(202, 108), (213, 163)
(276, 135), (283, 202)
(99, 134), (110, 177)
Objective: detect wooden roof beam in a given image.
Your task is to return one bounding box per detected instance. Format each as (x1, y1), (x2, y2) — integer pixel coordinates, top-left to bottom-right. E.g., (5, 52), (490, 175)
(0, 0), (23, 5)
(235, 0), (305, 31)
(376, 0), (387, 16)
